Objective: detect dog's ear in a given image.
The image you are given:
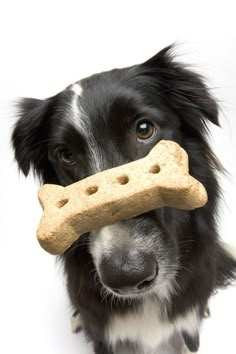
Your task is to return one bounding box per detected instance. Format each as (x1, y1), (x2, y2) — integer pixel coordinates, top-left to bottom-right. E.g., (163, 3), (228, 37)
(12, 97), (58, 183)
(141, 44), (220, 130)
(142, 44), (174, 69)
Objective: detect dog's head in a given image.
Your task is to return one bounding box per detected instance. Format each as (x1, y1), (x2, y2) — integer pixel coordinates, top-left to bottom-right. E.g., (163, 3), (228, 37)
(12, 45), (221, 302)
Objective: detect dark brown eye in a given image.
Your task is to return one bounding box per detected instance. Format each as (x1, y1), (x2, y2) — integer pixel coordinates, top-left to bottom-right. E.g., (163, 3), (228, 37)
(58, 148), (75, 165)
(136, 120), (156, 141)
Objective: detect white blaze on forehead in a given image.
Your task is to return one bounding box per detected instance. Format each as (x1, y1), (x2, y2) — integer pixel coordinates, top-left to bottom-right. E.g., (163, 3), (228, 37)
(71, 83), (83, 96)
(70, 83), (87, 135)
(69, 83), (104, 173)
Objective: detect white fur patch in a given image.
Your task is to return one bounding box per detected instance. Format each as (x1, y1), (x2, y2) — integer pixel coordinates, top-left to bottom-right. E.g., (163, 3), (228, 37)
(70, 83), (88, 137)
(71, 312), (82, 333)
(174, 307), (201, 334)
(69, 83), (104, 173)
(106, 299), (173, 350)
(90, 224), (127, 269)
(106, 298), (200, 353)
(71, 83), (83, 96)
(221, 241), (236, 261)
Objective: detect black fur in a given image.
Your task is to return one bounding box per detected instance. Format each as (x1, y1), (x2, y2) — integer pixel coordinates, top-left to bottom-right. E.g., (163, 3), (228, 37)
(181, 331), (199, 353)
(12, 45), (236, 353)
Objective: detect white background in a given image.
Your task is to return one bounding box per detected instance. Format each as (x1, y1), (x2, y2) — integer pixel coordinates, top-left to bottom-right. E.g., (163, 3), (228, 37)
(0, 1), (236, 353)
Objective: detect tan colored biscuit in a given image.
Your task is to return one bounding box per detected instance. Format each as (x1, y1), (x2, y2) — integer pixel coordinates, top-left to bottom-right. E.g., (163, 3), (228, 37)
(37, 140), (208, 255)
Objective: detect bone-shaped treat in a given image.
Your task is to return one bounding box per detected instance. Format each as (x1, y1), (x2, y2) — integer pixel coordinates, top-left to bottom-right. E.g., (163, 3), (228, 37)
(37, 140), (208, 255)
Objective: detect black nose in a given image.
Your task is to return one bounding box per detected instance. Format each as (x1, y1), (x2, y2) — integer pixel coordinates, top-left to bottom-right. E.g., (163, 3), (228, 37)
(100, 250), (158, 295)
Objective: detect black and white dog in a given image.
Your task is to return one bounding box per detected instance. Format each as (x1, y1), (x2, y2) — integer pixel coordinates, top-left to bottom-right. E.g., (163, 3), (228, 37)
(12, 45), (236, 354)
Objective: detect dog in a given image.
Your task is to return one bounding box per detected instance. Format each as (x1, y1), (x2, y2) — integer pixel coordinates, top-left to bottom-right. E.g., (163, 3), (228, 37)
(12, 45), (236, 354)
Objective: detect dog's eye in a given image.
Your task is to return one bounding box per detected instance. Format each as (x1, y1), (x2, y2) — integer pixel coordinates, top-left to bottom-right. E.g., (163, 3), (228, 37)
(58, 148), (75, 165)
(136, 120), (156, 141)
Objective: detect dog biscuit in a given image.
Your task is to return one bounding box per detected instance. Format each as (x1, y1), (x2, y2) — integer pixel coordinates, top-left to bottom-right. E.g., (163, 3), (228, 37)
(37, 140), (208, 255)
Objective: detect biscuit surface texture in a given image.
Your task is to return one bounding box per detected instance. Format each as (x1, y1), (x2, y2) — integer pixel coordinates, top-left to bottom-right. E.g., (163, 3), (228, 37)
(37, 140), (208, 255)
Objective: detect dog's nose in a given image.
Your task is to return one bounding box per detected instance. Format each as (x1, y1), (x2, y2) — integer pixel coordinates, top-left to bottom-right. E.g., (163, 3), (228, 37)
(100, 250), (158, 294)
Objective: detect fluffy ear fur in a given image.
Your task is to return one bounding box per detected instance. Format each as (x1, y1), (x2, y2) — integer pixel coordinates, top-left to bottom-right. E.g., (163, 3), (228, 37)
(141, 44), (220, 133)
(12, 97), (58, 183)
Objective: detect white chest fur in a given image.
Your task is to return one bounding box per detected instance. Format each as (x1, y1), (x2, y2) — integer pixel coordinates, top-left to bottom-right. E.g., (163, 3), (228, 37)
(105, 299), (200, 354)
